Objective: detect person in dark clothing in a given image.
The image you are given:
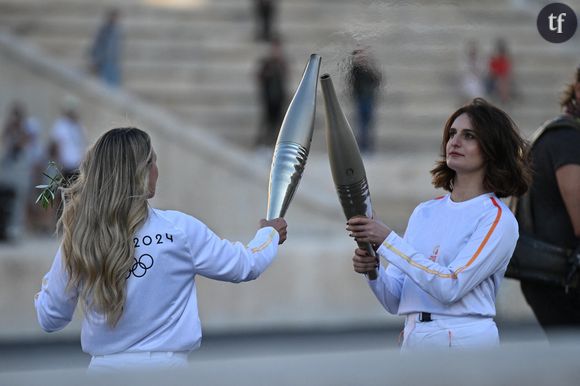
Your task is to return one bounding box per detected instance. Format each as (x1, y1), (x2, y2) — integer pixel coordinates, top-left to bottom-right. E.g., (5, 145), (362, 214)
(255, 37), (288, 149)
(347, 48), (382, 154)
(519, 66), (580, 340)
(0, 102), (36, 240)
(254, 0), (277, 41)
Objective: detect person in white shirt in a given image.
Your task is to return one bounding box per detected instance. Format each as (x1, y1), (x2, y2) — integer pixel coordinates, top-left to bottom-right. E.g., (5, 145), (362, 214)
(347, 98), (531, 350)
(49, 97), (87, 179)
(34, 127), (287, 371)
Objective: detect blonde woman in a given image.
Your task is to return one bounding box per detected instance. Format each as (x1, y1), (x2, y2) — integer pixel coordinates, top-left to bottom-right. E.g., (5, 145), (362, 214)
(34, 127), (287, 371)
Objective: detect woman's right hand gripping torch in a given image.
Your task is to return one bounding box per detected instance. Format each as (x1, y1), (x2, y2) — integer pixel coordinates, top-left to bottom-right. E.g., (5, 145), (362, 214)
(320, 73), (378, 280)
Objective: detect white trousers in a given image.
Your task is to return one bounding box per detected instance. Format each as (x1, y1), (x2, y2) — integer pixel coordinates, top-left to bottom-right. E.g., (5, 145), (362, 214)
(88, 351), (189, 373)
(401, 313), (500, 351)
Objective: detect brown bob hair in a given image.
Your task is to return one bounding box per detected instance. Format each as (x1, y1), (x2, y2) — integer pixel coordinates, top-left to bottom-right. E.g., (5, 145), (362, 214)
(431, 98), (531, 198)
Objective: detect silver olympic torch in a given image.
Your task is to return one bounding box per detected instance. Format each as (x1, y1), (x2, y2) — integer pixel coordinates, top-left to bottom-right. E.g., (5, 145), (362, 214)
(320, 73), (378, 280)
(266, 54), (322, 220)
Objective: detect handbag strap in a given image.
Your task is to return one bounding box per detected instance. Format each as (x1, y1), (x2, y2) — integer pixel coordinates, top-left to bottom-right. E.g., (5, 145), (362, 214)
(565, 244), (580, 292)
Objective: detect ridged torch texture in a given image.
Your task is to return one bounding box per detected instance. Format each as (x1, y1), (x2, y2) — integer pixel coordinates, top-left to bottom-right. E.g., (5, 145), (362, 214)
(337, 178), (378, 278)
(335, 178), (372, 220)
(266, 54), (321, 220)
(266, 142), (309, 220)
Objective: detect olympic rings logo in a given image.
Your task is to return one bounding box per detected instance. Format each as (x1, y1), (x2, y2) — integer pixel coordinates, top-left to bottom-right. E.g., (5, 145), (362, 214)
(127, 253), (154, 278)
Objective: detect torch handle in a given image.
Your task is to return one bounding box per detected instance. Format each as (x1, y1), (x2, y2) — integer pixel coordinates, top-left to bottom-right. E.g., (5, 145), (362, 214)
(359, 241), (378, 280)
(333, 182), (377, 279)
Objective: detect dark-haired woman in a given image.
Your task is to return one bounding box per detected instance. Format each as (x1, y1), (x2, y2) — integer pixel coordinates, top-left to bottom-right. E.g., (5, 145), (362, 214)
(35, 128), (287, 371)
(347, 98), (531, 350)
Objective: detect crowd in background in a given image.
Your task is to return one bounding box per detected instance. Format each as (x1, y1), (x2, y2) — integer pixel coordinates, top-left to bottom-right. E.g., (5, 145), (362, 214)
(459, 38), (515, 106)
(0, 6), (118, 242)
(0, 1), (551, 243)
(0, 97), (87, 241)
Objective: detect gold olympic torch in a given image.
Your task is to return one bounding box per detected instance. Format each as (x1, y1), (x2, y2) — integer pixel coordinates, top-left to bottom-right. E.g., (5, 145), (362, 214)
(320, 73), (378, 280)
(266, 54), (322, 220)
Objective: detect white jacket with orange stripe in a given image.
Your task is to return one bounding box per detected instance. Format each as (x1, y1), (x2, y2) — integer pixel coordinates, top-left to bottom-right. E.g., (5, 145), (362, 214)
(369, 192), (518, 317)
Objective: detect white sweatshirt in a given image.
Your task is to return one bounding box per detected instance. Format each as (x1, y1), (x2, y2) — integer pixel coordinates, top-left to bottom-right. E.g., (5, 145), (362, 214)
(368, 193), (518, 317)
(35, 208), (279, 355)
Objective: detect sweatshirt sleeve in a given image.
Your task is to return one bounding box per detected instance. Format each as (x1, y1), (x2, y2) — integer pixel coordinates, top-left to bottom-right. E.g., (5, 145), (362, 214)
(34, 248), (79, 332)
(365, 208), (423, 314)
(376, 201), (517, 305)
(192, 224), (280, 283)
(367, 263), (405, 314)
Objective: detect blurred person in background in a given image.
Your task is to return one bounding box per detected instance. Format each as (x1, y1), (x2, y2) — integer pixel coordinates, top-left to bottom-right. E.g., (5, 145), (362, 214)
(485, 38), (513, 105)
(459, 40), (485, 103)
(254, 36), (288, 152)
(254, 0), (277, 42)
(89, 8), (123, 87)
(49, 96), (87, 182)
(347, 98), (531, 350)
(0, 101), (41, 240)
(35, 127), (287, 372)
(516, 66), (580, 340)
(347, 47), (382, 155)
(22, 108), (51, 235)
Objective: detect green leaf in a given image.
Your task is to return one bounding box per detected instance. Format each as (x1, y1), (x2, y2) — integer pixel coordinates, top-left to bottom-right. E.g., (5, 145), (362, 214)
(35, 161), (69, 211)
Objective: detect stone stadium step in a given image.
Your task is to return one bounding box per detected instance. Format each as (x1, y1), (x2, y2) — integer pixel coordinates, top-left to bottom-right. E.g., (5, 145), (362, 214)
(16, 36), (576, 84)
(0, 0), (577, 153)
(0, 20), (552, 58)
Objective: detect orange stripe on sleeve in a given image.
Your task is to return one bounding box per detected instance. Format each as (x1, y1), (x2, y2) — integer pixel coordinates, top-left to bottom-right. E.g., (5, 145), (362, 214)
(381, 196), (502, 279)
(453, 197), (502, 275)
(249, 229), (276, 253)
(382, 242), (455, 278)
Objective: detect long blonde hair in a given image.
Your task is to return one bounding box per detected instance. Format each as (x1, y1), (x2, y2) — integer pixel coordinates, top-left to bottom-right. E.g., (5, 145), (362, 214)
(59, 127), (153, 327)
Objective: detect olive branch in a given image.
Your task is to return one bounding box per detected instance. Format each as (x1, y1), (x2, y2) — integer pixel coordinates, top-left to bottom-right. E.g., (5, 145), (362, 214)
(35, 161), (69, 209)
